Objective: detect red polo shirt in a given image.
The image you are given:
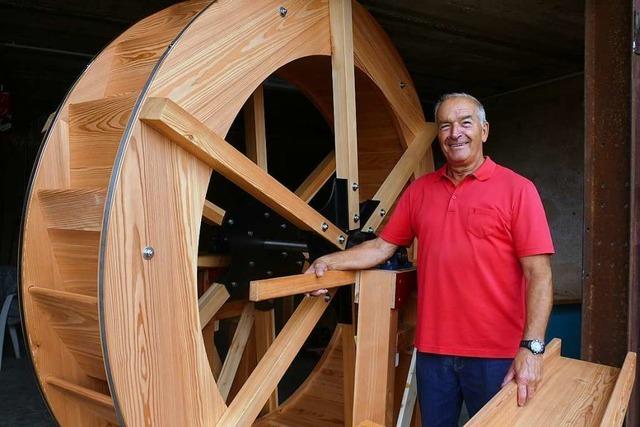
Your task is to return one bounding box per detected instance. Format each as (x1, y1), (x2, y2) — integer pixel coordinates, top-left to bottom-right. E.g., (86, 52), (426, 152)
(380, 157), (554, 358)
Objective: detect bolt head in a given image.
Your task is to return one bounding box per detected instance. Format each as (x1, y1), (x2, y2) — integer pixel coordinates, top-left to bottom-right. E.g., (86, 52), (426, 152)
(247, 230), (254, 237)
(353, 213), (360, 223)
(338, 235), (346, 244)
(142, 246), (155, 260)
(227, 218), (235, 225)
(279, 6), (287, 16)
(264, 212), (270, 219)
(380, 209), (386, 217)
(352, 182), (359, 191)
(231, 281), (238, 288)
(266, 270), (273, 276)
(400, 81), (407, 89)
(367, 227), (374, 233)
(280, 223), (287, 229)
(321, 222), (329, 231)
(249, 261), (256, 267)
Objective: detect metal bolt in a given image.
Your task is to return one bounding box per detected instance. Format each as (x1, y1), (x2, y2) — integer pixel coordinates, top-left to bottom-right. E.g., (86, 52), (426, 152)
(279, 6), (287, 16)
(280, 223), (287, 229)
(379, 208), (386, 217)
(352, 182), (359, 191)
(281, 251), (288, 258)
(231, 281), (238, 288)
(249, 261), (256, 267)
(321, 222), (329, 231)
(353, 213), (360, 223)
(266, 270), (273, 276)
(227, 218), (235, 225)
(324, 294), (331, 302)
(247, 230), (254, 237)
(296, 260), (303, 266)
(367, 227), (374, 233)
(400, 81), (407, 89)
(142, 246), (155, 260)
(338, 235), (346, 244)
(264, 212), (270, 219)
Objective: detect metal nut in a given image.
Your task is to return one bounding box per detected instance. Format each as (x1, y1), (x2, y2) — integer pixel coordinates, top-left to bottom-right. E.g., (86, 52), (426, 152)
(380, 209), (386, 217)
(353, 213), (360, 223)
(400, 81), (407, 89)
(338, 235), (346, 244)
(279, 6), (287, 16)
(352, 182), (359, 191)
(321, 222), (329, 231)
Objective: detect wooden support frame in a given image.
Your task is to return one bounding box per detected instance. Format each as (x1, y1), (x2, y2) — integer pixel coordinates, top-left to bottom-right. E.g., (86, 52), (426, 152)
(363, 123), (437, 233)
(218, 303), (256, 401)
(216, 291), (336, 426)
(244, 84), (268, 171)
(353, 270), (399, 426)
(203, 200), (226, 225)
(329, 0), (359, 230)
(254, 309), (278, 414)
(295, 152), (336, 203)
(250, 271), (357, 301)
(140, 97), (346, 249)
(198, 283), (229, 330)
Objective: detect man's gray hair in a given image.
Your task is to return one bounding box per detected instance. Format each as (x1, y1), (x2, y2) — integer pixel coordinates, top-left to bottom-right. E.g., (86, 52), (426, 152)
(434, 93), (487, 124)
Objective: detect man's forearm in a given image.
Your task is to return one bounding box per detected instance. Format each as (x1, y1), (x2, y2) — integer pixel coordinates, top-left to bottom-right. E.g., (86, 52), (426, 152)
(521, 255), (553, 340)
(314, 237), (397, 271)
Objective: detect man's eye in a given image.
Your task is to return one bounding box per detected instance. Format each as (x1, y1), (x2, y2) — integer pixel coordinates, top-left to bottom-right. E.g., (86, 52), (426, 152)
(462, 121), (472, 126)
(439, 124), (450, 130)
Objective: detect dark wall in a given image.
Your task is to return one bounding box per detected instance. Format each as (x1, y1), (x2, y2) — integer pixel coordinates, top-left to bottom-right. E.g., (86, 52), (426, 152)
(484, 76), (584, 300)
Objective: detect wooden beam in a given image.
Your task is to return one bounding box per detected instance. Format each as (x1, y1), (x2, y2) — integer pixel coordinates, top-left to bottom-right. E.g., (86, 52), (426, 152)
(213, 300), (247, 321)
(362, 123), (437, 233)
(46, 376), (117, 424)
(396, 349), (418, 427)
(250, 271), (357, 301)
(218, 303), (256, 401)
(198, 283), (230, 330)
(342, 323), (356, 427)
(202, 321), (223, 379)
(353, 270), (398, 426)
(203, 200), (226, 225)
(197, 255), (230, 268)
(140, 97), (346, 249)
(600, 352), (637, 427)
(329, 0), (359, 230)
(216, 291), (336, 427)
(244, 85), (268, 171)
(254, 309), (278, 414)
(295, 152), (336, 203)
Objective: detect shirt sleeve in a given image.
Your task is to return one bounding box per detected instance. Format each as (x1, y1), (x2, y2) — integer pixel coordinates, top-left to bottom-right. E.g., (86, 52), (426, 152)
(379, 184), (416, 247)
(511, 180), (555, 258)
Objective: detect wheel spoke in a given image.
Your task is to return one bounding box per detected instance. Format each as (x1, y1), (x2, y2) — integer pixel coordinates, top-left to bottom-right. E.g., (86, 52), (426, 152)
(330, 0), (359, 230)
(244, 85), (268, 171)
(198, 283), (230, 330)
(140, 97), (346, 249)
(218, 303), (256, 400)
(362, 123), (437, 233)
(203, 199), (226, 225)
(295, 151), (336, 202)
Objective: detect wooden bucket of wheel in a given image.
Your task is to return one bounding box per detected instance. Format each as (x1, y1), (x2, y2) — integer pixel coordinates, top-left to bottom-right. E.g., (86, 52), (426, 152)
(20, 1), (433, 425)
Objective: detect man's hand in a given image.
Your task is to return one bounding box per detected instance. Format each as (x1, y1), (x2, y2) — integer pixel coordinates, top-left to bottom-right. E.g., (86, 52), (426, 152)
(501, 348), (543, 406)
(304, 257), (330, 296)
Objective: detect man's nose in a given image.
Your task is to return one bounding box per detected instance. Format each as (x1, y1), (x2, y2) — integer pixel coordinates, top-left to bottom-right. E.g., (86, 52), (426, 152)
(449, 123), (463, 139)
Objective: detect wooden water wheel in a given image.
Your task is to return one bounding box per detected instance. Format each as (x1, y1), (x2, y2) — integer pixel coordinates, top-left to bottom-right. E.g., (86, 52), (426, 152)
(20, 0), (436, 425)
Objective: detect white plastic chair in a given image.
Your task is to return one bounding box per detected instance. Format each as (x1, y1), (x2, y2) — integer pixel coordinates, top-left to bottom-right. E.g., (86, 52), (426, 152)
(0, 266), (20, 373)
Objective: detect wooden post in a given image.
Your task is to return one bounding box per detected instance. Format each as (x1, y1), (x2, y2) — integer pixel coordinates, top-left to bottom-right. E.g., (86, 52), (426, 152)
(342, 323), (356, 427)
(255, 308), (278, 414)
(353, 270), (399, 426)
(329, 0), (359, 230)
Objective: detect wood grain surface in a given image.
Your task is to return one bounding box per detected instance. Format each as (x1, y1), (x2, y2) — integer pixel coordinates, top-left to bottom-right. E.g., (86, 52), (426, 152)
(250, 271), (357, 301)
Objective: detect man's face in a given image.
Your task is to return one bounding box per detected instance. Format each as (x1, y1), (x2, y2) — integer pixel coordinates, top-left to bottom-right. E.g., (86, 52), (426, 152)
(436, 97), (489, 168)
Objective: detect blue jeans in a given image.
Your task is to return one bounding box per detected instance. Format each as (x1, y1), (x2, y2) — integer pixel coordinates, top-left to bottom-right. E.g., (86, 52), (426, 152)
(416, 352), (513, 427)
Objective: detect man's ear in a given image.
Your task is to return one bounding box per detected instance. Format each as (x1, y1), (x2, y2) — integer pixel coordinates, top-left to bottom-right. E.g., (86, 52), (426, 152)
(482, 121), (490, 143)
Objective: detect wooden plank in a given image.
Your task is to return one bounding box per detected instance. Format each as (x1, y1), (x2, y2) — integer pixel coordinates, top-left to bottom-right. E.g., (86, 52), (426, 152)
(295, 152), (336, 203)
(396, 349), (417, 427)
(140, 97), (346, 249)
(38, 189), (106, 232)
(250, 271), (357, 301)
(46, 376), (117, 424)
(214, 300), (248, 321)
(254, 309), (278, 414)
(362, 123), (437, 233)
(216, 291), (336, 427)
(342, 323), (356, 427)
(47, 229), (100, 297)
(198, 283), (230, 330)
(68, 93), (137, 187)
(218, 303), (256, 400)
(29, 286), (105, 381)
(202, 321), (222, 379)
(244, 85), (268, 171)
(202, 200), (226, 226)
(353, 270), (397, 427)
(330, 0), (359, 230)
(197, 254), (230, 268)
(600, 352), (637, 427)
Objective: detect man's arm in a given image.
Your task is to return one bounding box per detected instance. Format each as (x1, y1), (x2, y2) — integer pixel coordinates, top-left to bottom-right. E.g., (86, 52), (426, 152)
(502, 254), (553, 406)
(306, 237), (398, 277)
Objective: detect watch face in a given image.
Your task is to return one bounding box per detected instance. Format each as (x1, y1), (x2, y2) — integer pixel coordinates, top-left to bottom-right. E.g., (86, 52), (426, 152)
(531, 341), (543, 353)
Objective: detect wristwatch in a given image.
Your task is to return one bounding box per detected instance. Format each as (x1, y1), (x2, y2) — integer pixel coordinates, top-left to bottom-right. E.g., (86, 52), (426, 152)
(520, 339), (545, 355)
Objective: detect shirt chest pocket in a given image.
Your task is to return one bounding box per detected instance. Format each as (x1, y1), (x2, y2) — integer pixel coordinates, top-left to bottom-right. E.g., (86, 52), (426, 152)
(467, 207), (503, 239)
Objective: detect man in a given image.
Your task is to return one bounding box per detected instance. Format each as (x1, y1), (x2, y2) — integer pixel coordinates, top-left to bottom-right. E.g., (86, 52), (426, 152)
(306, 93), (554, 426)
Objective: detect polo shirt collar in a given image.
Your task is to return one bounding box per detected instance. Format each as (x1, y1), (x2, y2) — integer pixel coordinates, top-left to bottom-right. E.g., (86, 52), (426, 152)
(437, 156), (497, 182)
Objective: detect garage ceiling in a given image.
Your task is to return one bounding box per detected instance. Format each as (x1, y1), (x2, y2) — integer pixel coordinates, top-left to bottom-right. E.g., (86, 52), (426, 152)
(0, 0), (584, 122)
